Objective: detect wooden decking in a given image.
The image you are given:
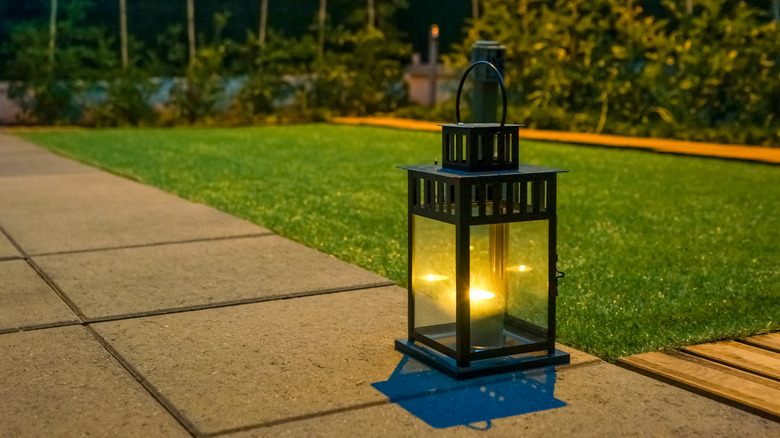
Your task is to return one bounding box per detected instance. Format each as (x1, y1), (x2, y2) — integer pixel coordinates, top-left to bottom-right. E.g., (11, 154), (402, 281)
(617, 333), (780, 421)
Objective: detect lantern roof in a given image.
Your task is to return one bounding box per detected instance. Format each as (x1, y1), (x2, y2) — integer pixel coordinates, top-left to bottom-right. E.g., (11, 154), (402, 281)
(438, 122), (523, 129)
(399, 163), (567, 178)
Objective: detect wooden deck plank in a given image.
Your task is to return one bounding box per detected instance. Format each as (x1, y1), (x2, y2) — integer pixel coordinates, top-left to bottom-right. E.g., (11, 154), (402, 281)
(684, 341), (780, 381)
(618, 351), (780, 420)
(742, 333), (780, 353)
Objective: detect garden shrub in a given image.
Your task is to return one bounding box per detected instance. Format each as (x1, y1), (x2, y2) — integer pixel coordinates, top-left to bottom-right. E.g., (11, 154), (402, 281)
(453, 0), (780, 146)
(3, 0), (778, 146)
(231, 32), (292, 123)
(4, 0), (115, 124)
(166, 12), (231, 125)
(88, 68), (158, 127)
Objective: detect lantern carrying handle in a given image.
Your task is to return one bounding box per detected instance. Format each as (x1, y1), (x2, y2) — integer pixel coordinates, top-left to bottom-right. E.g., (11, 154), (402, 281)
(455, 60), (507, 128)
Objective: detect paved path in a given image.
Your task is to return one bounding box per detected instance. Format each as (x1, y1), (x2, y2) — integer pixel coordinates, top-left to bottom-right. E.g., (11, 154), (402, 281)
(1, 133), (778, 437)
(333, 117), (780, 165)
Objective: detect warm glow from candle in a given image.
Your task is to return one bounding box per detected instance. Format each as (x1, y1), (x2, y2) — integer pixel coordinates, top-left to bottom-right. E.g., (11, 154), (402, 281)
(421, 274), (449, 282)
(507, 265), (531, 272)
(469, 288), (503, 349)
(470, 289), (495, 300)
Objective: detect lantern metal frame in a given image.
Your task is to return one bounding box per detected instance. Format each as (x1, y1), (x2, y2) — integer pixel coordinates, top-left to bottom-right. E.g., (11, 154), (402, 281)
(396, 61), (570, 379)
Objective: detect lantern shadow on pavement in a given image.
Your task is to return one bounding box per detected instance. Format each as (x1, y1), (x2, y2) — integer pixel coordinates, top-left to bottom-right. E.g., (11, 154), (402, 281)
(372, 356), (566, 429)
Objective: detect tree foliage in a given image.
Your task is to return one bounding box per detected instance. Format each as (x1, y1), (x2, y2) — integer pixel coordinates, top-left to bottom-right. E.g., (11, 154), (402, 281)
(5, 0), (115, 124)
(452, 0), (780, 146)
(235, 0), (410, 121)
(2, 0), (779, 146)
(2, 0), (411, 126)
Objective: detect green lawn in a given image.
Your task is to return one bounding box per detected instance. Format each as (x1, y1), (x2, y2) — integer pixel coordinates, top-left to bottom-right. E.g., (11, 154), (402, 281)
(20, 125), (780, 361)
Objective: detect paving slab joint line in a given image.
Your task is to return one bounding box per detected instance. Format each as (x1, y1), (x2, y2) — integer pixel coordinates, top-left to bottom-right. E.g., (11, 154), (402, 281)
(80, 281), (396, 324)
(1, 282), (396, 335)
(24, 256), (89, 322)
(0, 225), (90, 323)
(28, 232), (277, 258)
(0, 282), (395, 335)
(554, 357), (604, 372)
(204, 400), (391, 438)
(0, 224), (26, 257)
(0, 320), (82, 336)
(203, 353), (602, 437)
(84, 325), (200, 437)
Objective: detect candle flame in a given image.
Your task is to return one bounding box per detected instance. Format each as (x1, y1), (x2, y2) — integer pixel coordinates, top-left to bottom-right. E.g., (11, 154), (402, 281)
(470, 289), (495, 300)
(421, 274), (449, 281)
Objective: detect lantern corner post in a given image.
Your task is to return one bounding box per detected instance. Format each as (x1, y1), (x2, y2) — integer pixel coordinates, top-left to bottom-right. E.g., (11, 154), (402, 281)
(455, 179), (471, 368)
(406, 171), (416, 342)
(547, 174), (559, 354)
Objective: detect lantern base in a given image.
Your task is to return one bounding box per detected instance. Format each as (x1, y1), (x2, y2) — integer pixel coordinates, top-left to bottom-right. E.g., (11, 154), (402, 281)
(395, 338), (570, 380)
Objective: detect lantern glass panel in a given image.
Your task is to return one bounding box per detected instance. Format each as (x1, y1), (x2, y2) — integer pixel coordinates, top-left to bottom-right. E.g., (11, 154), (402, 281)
(469, 223), (508, 350)
(505, 220), (549, 331)
(469, 220), (549, 351)
(412, 215), (456, 331)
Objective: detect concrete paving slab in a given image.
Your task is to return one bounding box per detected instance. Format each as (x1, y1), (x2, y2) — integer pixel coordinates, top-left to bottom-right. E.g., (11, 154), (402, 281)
(0, 325), (190, 437)
(89, 287), (409, 436)
(90, 287), (598, 437)
(0, 132), (49, 155)
(0, 150), (100, 177)
(37, 235), (392, 321)
(251, 362), (780, 438)
(0, 231), (20, 259)
(0, 172), (268, 255)
(0, 260), (79, 333)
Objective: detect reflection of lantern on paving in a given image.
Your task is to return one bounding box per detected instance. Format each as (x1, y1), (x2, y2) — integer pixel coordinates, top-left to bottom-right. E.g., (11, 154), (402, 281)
(396, 61), (570, 379)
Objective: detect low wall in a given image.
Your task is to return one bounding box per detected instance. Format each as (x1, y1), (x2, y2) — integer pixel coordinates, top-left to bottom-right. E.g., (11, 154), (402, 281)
(0, 74), (419, 125)
(0, 77), (253, 126)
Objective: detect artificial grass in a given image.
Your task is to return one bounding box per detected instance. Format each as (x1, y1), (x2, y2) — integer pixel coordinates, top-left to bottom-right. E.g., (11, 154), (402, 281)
(20, 125), (780, 361)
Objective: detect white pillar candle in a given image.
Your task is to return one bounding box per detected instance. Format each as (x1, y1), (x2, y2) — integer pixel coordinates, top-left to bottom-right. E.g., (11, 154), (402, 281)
(470, 289), (504, 349)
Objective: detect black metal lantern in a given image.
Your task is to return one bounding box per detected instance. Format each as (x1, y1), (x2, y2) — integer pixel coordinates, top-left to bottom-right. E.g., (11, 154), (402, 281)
(396, 61), (570, 379)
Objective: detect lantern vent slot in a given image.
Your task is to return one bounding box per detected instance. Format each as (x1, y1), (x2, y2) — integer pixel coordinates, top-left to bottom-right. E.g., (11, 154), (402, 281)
(412, 177), (419, 207)
(470, 182), (517, 217)
(461, 136), (468, 163)
(526, 180), (547, 213)
(510, 182), (520, 214)
(415, 176), (457, 218)
(425, 179), (432, 209)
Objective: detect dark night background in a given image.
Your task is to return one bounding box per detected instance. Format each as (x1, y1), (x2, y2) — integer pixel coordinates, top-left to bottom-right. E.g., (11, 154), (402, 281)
(0, 0), (775, 78)
(0, 0), (472, 77)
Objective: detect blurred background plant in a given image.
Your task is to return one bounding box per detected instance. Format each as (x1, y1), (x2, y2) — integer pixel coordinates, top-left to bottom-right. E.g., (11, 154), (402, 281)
(4, 0), (116, 125)
(448, 0), (780, 146)
(1, 0), (778, 146)
(165, 11), (233, 124)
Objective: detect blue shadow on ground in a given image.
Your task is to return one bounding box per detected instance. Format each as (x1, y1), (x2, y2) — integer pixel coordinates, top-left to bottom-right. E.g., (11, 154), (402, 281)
(372, 356), (566, 429)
